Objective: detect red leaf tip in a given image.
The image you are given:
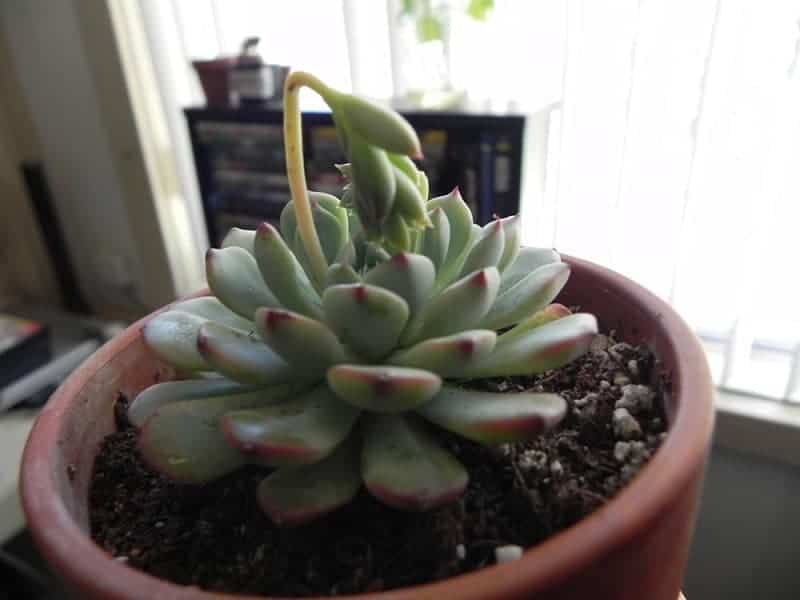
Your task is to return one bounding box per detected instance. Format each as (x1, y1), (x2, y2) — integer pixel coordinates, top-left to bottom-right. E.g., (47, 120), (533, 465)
(264, 309), (294, 330)
(391, 252), (409, 267)
(353, 285), (367, 303)
(372, 374), (394, 397)
(458, 339), (476, 357)
(469, 270), (489, 288)
(196, 331), (210, 353)
(257, 222), (276, 236)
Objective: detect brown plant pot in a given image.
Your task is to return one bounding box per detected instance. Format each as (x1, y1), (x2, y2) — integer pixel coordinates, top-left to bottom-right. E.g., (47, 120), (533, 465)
(192, 58), (235, 107)
(20, 256), (714, 600)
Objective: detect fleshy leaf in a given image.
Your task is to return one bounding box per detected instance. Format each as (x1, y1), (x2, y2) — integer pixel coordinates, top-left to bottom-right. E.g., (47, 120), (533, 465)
(391, 165), (429, 227)
(257, 437), (361, 525)
(326, 262), (361, 286)
(402, 267), (500, 345)
(497, 215), (522, 273)
(221, 385), (360, 466)
(221, 227), (255, 254)
(327, 364), (441, 413)
(142, 311), (210, 371)
(138, 385), (294, 483)
(385, 213), (411, 251)
(363, 252), (435, 316)
(387, 330), (497, 377)
(334, 93), (421, 157)
(500, 247), (561, 293)
(281, 196), (347, 266)
(462, 313), (598, 378)
(206, 247), (279, 319)
(480, 262), (571, 330)
(129, 378), (251, 428)
(496, 303), (571, 347)
(254, 223), (323, 319)
(349, 135), (396, 235)
(417, 385), (566, 444)
(387, 153), (418, 183)
(197, 321), (296, 385)
(460, 218), (505, 277)
(361, 415), (468, 510)
(417, 170), (429, 202)
(420, 207), (450, 271)
(427, 188), (474, 285)
(364, 240), (391, 268)
(169, 297), (253, 332)
(322, 284), (409, 360)
(255, 308), (349, 375)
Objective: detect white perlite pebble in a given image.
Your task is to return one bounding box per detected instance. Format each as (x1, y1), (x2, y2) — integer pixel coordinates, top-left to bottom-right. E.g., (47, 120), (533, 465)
(614, 440), (649, 464)
(613, 407), (642, 440)
(614, 441), (631, 462)
(628, 441), (649, 465)
(616, 384), (655, 414)
(609, 342), (633, 362)
(613, 372), (631, 386)
(518, 449), (548, 473)
(456, 544), (466, 560)
(495, 545), (524, 564)
(550, 460), (564, 477)
(627, 359), (640, 377)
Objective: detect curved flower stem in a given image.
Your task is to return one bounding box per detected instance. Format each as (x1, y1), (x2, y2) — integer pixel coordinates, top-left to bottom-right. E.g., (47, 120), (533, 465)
(283, 71), (337, 290)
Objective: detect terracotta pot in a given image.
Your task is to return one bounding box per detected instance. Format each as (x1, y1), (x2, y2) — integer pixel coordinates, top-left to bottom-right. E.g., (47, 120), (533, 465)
(20, 256), (714, 600)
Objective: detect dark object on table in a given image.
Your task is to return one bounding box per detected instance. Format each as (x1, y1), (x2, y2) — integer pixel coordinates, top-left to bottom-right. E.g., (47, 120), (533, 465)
(0, 315), (50, 390)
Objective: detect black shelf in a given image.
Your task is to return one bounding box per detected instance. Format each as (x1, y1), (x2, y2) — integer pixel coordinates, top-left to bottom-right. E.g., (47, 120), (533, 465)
(185, 105), (525, 246)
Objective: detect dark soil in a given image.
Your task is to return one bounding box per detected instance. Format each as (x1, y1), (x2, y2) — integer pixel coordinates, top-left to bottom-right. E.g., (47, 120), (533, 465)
(90, 333), (668, 596)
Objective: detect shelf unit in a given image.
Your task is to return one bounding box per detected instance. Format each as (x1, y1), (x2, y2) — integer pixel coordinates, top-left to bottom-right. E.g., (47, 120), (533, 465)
(184, 105), (525, 246)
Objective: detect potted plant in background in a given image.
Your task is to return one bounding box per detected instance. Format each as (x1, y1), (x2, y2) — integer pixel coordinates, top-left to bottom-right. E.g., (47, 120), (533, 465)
(20, 69), (714, 599)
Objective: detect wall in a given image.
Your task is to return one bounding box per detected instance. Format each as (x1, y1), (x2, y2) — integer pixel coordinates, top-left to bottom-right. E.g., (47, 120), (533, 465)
(684, 445), (800, 599)
(0, 0), (181, 315)
(0, 29), (60, 306)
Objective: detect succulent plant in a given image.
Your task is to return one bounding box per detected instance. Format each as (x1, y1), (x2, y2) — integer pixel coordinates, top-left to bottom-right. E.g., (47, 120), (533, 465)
(132, 71), (598, 525)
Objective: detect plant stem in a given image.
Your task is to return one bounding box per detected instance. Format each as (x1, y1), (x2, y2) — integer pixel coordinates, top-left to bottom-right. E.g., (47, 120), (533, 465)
(283, 71), (336, 290)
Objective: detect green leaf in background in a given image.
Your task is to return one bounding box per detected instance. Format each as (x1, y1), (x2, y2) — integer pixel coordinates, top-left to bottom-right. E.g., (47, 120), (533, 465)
(467, 0), (494, 21)
(400, 0), (416, 17)
(416, 14), (443, 42)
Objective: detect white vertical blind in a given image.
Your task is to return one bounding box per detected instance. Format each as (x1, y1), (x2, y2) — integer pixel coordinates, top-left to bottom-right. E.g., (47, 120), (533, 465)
(139, 0), (800, 402)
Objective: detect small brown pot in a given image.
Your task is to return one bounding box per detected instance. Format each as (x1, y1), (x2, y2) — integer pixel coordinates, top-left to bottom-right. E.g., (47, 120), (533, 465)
(192, 58), (235, 107)
(20, 256), (714, 600)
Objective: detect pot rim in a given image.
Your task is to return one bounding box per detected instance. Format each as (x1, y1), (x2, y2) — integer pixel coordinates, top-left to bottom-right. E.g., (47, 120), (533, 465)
(20, 255), (715, 600)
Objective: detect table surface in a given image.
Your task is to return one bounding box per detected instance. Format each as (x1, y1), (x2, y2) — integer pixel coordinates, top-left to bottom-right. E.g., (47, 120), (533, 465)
(0, 409), (37, 542)
(0, 305), (124, 545)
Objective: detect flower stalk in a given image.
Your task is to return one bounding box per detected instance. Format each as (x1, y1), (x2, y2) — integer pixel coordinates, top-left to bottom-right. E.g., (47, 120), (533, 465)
(282, 70), (336, 290)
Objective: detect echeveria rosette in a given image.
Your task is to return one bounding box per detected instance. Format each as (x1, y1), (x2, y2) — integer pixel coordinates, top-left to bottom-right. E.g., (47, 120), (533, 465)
(132, 72), (599, 526)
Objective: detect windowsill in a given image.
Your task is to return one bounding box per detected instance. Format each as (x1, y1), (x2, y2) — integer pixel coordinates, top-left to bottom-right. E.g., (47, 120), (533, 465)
(713, 390), (800, 468)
